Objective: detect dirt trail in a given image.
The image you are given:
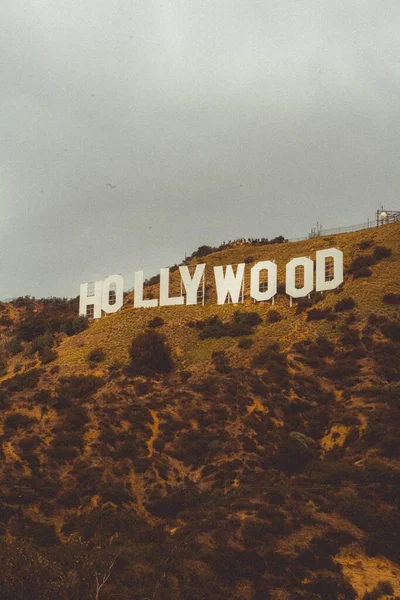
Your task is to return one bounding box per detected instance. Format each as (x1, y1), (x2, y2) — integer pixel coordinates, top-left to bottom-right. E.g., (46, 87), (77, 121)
(146, 409), (160, 458)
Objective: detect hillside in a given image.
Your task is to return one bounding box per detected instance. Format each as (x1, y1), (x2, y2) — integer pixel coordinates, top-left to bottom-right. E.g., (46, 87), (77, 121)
(0, 222), (399, 600)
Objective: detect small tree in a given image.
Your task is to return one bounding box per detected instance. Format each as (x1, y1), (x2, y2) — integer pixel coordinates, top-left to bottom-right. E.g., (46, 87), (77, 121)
(72, 315), (89, 334)
(128, 330), (174, 376)
(94, 550), (121, 600)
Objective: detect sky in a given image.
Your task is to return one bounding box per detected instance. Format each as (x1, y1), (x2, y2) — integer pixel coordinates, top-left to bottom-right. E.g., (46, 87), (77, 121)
(1, 0), (400, 299)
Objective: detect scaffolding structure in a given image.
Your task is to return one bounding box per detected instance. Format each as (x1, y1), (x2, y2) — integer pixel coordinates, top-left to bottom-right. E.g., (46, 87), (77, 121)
(376, 207), (400, 226)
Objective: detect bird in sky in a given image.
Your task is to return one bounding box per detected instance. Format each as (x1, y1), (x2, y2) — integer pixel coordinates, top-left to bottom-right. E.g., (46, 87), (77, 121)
(105, 183), (117, 189)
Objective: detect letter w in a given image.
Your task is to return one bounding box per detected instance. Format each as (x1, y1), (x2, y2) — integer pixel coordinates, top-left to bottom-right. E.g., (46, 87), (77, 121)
(213, 264), (245, 305)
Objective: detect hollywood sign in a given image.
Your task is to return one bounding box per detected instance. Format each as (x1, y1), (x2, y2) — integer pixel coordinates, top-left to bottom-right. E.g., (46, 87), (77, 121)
(79, 248), (343, 319)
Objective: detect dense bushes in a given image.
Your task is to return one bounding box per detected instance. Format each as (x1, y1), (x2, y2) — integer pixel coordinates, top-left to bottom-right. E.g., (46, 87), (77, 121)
(383, 292), (400, 305)
(212, 351), (231, 373)
(335, 297), (356, 312)
(238, 337), (253, 349)
(8, 337), (23, 356)
(17, 315), (47, 342)
(277, 432), (316, 474)
(252, 343), (290, 389)
(3, 368), (42, 392)
(148, 316), (164, 328)
(349, 245), (392, 279)
(362, 582), (394, 600)
(194, 311), (262, 339)
(266, 309), (282, 323)
(87, 347), (106, 364)
(353, 266), (372, 278)
(373, 245), (392, 260)
(381, 321), (400, 343)
(58, 375), (104, 399)
(307, 307), (336, 321)
(39, 347), (57, 364)
(15, 299), (82, 343)
(4, 413), (37, 431)
(128, 330), (174, 376)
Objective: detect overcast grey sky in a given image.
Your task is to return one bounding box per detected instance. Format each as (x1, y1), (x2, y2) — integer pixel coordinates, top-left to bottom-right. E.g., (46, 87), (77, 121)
(1, 0), (399, 299)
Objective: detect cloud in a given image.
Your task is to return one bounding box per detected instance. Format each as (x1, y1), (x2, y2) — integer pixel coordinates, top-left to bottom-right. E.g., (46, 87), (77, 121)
(1, 0), (399, 298)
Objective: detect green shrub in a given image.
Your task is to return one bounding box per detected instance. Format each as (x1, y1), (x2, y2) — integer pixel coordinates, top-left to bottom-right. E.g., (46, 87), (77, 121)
(57, 488), (81, 508)
(31, 332), (54, 354)
(353, 266), (372, 278)
(58, 375), (104, 399)
(212, 351), (231, 373)
(0, 358), (7, 378)
(128, 330), (174, 376)
(87, 347), (106, 364)
(39, 347), (57, 364)
(32, 389), (52, 405)
(0, 390), (11, 410)
(373, 245), (392, 260)
(252, 343), (290, 389)
(359, 240), (373, 250)
(0, 315), (13, 327)
(381, 322), (400, 343)
(383, 292), (400, 305)
(4, 413), (37, 431)
(277, 432), (316, 474)
(148, 316), (164, 328)
(8, 338), (23, 356)
(229, 311), (262, 336)
(304, 574), (356, 600)
(99, 481), (133, 505)
(339, 328), (361, 347)
(238, 337), (253, 349)
(49, 445), (79, 461)
(316, 336), (334, 356)
(199, 311), (262, 339)
(19, 436), (41, 452)
(266, 309), (282, 323)
(349, 254), (376, 273)
(307, 308), (336, 321)
(72, 315), (89, 334)
(5, 368), (42, 392)
(335, 297), (356, 312)
(197, 315), (225, 339)
(17, 315), (47, 342)
(51, 431), (84, 451)
(60, 406), (89, 431)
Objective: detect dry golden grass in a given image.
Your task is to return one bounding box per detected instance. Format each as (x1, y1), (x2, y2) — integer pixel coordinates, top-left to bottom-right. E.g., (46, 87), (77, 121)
(336, 545), (400, 598)
(52, 221), (400, 376)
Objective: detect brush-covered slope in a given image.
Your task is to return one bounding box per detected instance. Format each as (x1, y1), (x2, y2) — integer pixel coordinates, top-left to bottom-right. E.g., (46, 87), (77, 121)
(0, 222), (399, 600)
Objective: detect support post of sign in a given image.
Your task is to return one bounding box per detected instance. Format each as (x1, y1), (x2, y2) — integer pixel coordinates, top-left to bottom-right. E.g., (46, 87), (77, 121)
(272, 260), (276, 305)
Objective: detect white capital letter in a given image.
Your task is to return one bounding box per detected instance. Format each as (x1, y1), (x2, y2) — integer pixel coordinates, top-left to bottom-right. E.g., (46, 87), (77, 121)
(134, 271), (158, 308)
(286, 257), (314, 298)
(316, 248), (343, 291)
(214, 264), (245, 305)
(160, 268), (184, 307)
(179, 264), (205, 305)
(101, 274), (124, 314)
(79, 281), (102, 319)
(250, 261), (277, 302)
